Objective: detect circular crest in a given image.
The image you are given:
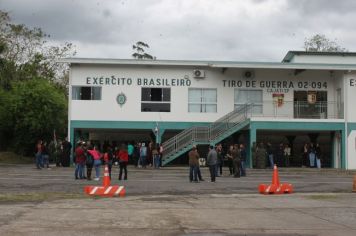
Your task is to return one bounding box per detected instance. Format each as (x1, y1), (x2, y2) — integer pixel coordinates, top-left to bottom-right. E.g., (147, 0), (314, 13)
(116, 93), (127, 107)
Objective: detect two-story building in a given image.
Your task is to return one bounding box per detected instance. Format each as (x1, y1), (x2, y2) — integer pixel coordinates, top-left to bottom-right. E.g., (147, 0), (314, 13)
(62, 51), (356, 169)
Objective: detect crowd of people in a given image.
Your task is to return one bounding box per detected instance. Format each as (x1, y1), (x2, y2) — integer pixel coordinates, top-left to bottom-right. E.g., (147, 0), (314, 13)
(188, 140), (324, 182)
(34, 138), (72, 169)
(188, 143), (247, 183)
(253, 141), (323, 169)
(73, 140), (163, 181)
(35, 137), (324, 182)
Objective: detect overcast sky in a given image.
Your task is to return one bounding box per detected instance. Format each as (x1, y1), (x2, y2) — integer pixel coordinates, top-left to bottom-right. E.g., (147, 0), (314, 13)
(1, 0), (356, 61)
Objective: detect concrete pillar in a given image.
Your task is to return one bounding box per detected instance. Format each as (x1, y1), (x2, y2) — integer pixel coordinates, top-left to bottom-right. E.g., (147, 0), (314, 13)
(248, 125), (257, 168)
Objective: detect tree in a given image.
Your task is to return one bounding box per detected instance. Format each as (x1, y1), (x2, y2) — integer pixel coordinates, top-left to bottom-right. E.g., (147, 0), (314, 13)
(9, 79), (67, 155)
(0, 10), (76, 86)
(0, 10), (71, 155)
(132, 41), (154, 59)
(304, 34), (347, 52)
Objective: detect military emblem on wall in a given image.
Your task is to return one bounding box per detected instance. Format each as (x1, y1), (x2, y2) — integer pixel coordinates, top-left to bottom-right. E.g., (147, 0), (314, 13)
(116, 93), (127, 107)
(273, 93), (284, 107)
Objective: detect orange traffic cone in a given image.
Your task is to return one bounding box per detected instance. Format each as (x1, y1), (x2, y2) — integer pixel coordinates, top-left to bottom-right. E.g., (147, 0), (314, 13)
(103, 165), (110, 187)
(353, 175), (356, 193)
(258, 164), (294, 194)
(272, 164), (280, 186)
(84, 164), (125, 197)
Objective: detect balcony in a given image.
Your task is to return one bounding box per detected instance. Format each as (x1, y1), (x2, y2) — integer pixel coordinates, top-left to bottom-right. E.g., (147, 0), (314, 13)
(249, 101), (343, 119)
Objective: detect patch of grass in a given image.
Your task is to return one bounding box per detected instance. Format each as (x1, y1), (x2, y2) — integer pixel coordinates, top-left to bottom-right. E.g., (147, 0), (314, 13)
(0, 192), (84, 203)
(0, 152), (33, 164)
(305, 194), (339, 200)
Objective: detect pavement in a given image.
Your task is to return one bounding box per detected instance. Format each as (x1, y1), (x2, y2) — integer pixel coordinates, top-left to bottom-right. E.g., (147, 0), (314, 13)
(0, 164), (355, 235)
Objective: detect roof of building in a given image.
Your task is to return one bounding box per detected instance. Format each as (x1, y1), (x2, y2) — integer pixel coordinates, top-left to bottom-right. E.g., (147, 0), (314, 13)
(59, 50), (356, 71)
(282, 50), (356, 62)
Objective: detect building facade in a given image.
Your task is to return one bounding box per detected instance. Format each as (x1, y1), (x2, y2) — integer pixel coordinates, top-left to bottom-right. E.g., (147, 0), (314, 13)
(63, 51), (356, 169)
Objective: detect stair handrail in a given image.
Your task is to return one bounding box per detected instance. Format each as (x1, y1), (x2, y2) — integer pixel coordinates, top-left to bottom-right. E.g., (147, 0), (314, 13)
(162, 103), (252, 162)
(209, 103), (252, 141)
(161, 126), (209, 162)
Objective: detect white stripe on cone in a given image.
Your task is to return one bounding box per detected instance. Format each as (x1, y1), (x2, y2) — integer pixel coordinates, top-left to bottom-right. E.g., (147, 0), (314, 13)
(90, 186), (99, 195)
(265, 185), (271, 193)
(115, 186), (124, 196)
(104, 186), (113, 194)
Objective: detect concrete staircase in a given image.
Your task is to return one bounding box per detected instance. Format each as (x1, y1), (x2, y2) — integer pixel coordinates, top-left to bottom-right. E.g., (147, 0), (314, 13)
(161, 104), (252, 166)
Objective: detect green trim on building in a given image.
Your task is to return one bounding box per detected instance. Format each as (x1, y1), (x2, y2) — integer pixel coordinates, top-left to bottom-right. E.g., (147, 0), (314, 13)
(250, 121), (345, 131)
(347, 122), (356, 135)
(249, 121), (345, 169)
(70, 120), (210, 130)
(70, 119), (347, 169)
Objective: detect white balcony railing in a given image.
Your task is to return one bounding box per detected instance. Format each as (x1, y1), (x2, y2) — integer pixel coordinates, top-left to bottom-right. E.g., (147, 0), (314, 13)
(249, 101), (343, 119)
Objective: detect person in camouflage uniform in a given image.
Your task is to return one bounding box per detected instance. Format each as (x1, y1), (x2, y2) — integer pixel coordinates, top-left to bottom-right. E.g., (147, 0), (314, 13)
(255, 142), (267, 169)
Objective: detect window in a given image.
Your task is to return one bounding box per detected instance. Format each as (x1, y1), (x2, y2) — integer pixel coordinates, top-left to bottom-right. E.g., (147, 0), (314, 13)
(141, 88), (171, 112)
(188, 88), (217, 113)
(234, 89), (262, 113)
(72, 86), (102, 100)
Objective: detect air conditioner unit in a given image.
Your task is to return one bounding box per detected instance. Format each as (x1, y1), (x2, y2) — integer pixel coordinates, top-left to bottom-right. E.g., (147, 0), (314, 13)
(193, 69), (205, 78)
(242, 70), (255, 79)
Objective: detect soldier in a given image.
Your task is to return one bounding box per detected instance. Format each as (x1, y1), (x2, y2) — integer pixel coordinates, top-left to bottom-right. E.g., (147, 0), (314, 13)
(255, 142), (267, 169)
(232, 144), (241, 178)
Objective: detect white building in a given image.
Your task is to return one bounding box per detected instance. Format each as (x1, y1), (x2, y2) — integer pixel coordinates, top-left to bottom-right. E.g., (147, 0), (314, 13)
(62, 51), (356, 169)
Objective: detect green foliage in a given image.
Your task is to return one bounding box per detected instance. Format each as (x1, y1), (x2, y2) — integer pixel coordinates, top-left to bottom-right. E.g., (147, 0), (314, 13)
(0, 10), (76, 85)
(304, 34), (347, 52)
(0, 10), (71, 155)
(132, 41), (154, 60)
(9, 79), (67, 155)
(0, 88), (13, 149)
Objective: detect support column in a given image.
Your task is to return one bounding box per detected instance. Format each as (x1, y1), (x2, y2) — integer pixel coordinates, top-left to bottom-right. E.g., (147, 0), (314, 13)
(330, 132), (335, 168)
(70, 127), (75, 166)
(248, 124), (257, 168)
(341, 129), (346, 169)
(154, 128), (165, 144)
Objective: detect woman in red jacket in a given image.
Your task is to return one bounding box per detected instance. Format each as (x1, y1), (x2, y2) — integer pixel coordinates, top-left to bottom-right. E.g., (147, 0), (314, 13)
(117, 144), (129, 180)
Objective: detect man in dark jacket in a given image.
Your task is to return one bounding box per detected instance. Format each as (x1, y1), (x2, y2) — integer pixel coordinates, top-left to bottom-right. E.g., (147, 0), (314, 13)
(61, 137), (72, 167)
(207, 145), (217, 182)
(232, 144), (241, 178)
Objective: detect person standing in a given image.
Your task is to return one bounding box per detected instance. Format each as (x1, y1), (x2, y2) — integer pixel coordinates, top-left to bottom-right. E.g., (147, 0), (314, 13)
(42, 141), (50, 169)
(216, 144), (224, 177)
(35, 140), (43, 169)
(284, 144), (291, 167)
(152, 145), (160, 169)
(266, 142), (274, 168)
(140, 142), (147, 168)
(207, 145), (217, 182)
(309, 143), (316, 168)
(188, 146), (199, 182)
(74, 142), (86, 179)
(315, 143), (322, 169)
(226, 145), (234, 176)
(85, 146), (94, 181)
(61, 137), (72, 167)
(275, 143), (284, 167)
(232, 144), (241, 178)
(127, 141), (134, 165)
(104, 146), (114, 179)
(118, 144), (129, 180)
(87, 145), (101, 181)
(256, 142), (267, 169)
(302, 143), (309, 167)
(239, 144), (247, 177)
